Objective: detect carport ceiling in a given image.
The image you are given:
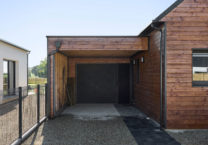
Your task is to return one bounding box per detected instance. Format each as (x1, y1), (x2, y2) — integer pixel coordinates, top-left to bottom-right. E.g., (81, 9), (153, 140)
(61, 50), (140, 58)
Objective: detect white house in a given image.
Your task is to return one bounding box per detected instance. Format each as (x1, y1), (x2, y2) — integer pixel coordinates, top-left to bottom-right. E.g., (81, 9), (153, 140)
(0, 39), (30, 104)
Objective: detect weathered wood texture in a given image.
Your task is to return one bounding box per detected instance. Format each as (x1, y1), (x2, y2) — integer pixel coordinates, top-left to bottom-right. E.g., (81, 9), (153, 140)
(133, 30), (162, 122)
(162, 0), (208, 129)
(47, 37), (148, 53)
(54, 53), (68, 112)
(49, 56), (54, 117)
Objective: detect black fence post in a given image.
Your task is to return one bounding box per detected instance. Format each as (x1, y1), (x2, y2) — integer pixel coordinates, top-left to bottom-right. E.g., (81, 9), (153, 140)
(37, 84), (40, 123)
(45, 83), (48, 117)
(18, 87), (22, 139)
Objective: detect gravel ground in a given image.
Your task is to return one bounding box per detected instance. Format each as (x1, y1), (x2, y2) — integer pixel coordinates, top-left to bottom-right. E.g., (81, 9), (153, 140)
(167, 130), (208, 145)
(22, 104), (208, 145)
(22, 115), (138, 145)
(0, 93), (45, 145)
(23, 104), (138, 145)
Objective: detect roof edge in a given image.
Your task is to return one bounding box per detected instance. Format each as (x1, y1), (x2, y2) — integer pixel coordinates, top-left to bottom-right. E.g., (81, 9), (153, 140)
(138, 0), (184, 36)
(0, 38), (30, 53)
(46, 35), (139, 38)
(153, 0), (184, 22)
(139, 22), (164, 37)
(47, 0), (184, 39)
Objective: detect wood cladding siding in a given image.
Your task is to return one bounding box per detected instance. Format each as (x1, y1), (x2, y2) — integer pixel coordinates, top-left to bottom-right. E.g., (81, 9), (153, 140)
(47, 37), (148, 53)
(162, 0), (208, 129)
(54, 53), (68, 113)
(133, 30), (162, 122)
(49, 56), (54, 117)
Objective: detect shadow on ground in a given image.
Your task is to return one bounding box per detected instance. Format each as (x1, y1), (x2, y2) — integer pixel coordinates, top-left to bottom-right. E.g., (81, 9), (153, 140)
(115, 105), (181, 145)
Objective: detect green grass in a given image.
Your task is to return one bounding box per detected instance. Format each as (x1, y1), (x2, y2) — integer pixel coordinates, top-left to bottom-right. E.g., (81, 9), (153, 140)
(28, 77), (47, 85)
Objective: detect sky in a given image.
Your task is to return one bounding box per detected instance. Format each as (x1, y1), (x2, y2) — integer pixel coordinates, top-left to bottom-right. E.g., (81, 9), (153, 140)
(0, 0), (176, 67)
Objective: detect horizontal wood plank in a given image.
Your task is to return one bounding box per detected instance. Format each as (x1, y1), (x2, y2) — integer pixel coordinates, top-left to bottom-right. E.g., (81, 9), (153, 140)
(163, 0), (208, 129)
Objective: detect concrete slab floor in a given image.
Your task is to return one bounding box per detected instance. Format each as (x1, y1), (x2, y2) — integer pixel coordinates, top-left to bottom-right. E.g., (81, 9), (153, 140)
(23, 104), (181, 145)
(62, 104), (120, 120)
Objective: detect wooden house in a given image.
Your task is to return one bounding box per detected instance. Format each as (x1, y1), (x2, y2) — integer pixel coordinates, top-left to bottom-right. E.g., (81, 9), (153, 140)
(47, 0), (208, 129)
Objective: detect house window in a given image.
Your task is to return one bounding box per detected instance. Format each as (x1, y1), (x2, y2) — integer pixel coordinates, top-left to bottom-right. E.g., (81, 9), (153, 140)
(3, 60), (16, 96)
(192, 50), (208, 86)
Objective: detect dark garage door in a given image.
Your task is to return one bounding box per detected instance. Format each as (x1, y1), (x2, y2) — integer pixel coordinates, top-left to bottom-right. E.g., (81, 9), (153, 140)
(77, 64), (129, 104)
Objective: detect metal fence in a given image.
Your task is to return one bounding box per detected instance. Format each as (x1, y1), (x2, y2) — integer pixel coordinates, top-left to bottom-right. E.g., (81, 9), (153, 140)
(0, 84), (47, 145)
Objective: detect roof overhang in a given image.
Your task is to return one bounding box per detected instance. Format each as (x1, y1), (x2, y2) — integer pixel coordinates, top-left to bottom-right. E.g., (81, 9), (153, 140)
(61, 50), (141, 58)
(47, 36), (148, 58)
(47, 0), (184, 56)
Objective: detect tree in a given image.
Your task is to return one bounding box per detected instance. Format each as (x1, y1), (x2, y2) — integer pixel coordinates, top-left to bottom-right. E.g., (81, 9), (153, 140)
(31, 58), (47, 78)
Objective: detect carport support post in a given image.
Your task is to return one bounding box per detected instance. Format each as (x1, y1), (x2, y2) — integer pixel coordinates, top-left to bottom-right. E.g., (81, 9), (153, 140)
(37, 84), (40, 123)
(130, 60), (134, 104)
(52, 55), (56, 117)
(18, 87), (22, 139)
(45, 83), (48, 117)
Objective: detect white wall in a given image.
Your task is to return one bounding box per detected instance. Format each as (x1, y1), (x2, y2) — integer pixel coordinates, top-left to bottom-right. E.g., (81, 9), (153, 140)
(0, 41), (28, 103)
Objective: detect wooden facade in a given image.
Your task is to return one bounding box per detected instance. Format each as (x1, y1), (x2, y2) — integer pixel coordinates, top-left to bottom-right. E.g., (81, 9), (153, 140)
(47, 36), (148, 116)
(133, 30), (163, 123)
(47, 0), (208, 129)
(47, 37), (148, 52)
(132, 0), (208, 129)
(161, 0), (208, 129)
(54, 53), (68, 112)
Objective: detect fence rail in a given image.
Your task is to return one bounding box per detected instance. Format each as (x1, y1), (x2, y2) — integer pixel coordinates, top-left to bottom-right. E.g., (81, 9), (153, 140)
(0, 84), (48, 145)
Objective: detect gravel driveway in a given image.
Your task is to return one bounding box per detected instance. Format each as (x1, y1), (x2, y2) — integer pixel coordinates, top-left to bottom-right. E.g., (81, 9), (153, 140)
(23, 104), (202, 145)
(23, 104), (138, 145)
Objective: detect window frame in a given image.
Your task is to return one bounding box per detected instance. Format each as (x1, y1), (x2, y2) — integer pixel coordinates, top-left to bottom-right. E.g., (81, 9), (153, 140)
(3, 59), (16, 96)
(192, 49), (208, 87)
(3, 60), (9, 94)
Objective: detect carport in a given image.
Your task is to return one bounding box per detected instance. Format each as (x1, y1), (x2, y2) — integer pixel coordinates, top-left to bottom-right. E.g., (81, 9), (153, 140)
(47, 36), (148, 117)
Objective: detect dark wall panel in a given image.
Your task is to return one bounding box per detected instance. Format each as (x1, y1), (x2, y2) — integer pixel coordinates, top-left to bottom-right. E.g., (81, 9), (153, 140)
(118, 64), (130, 104)
(77, 64), (118, 103)
(77, 64), (130, 104)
